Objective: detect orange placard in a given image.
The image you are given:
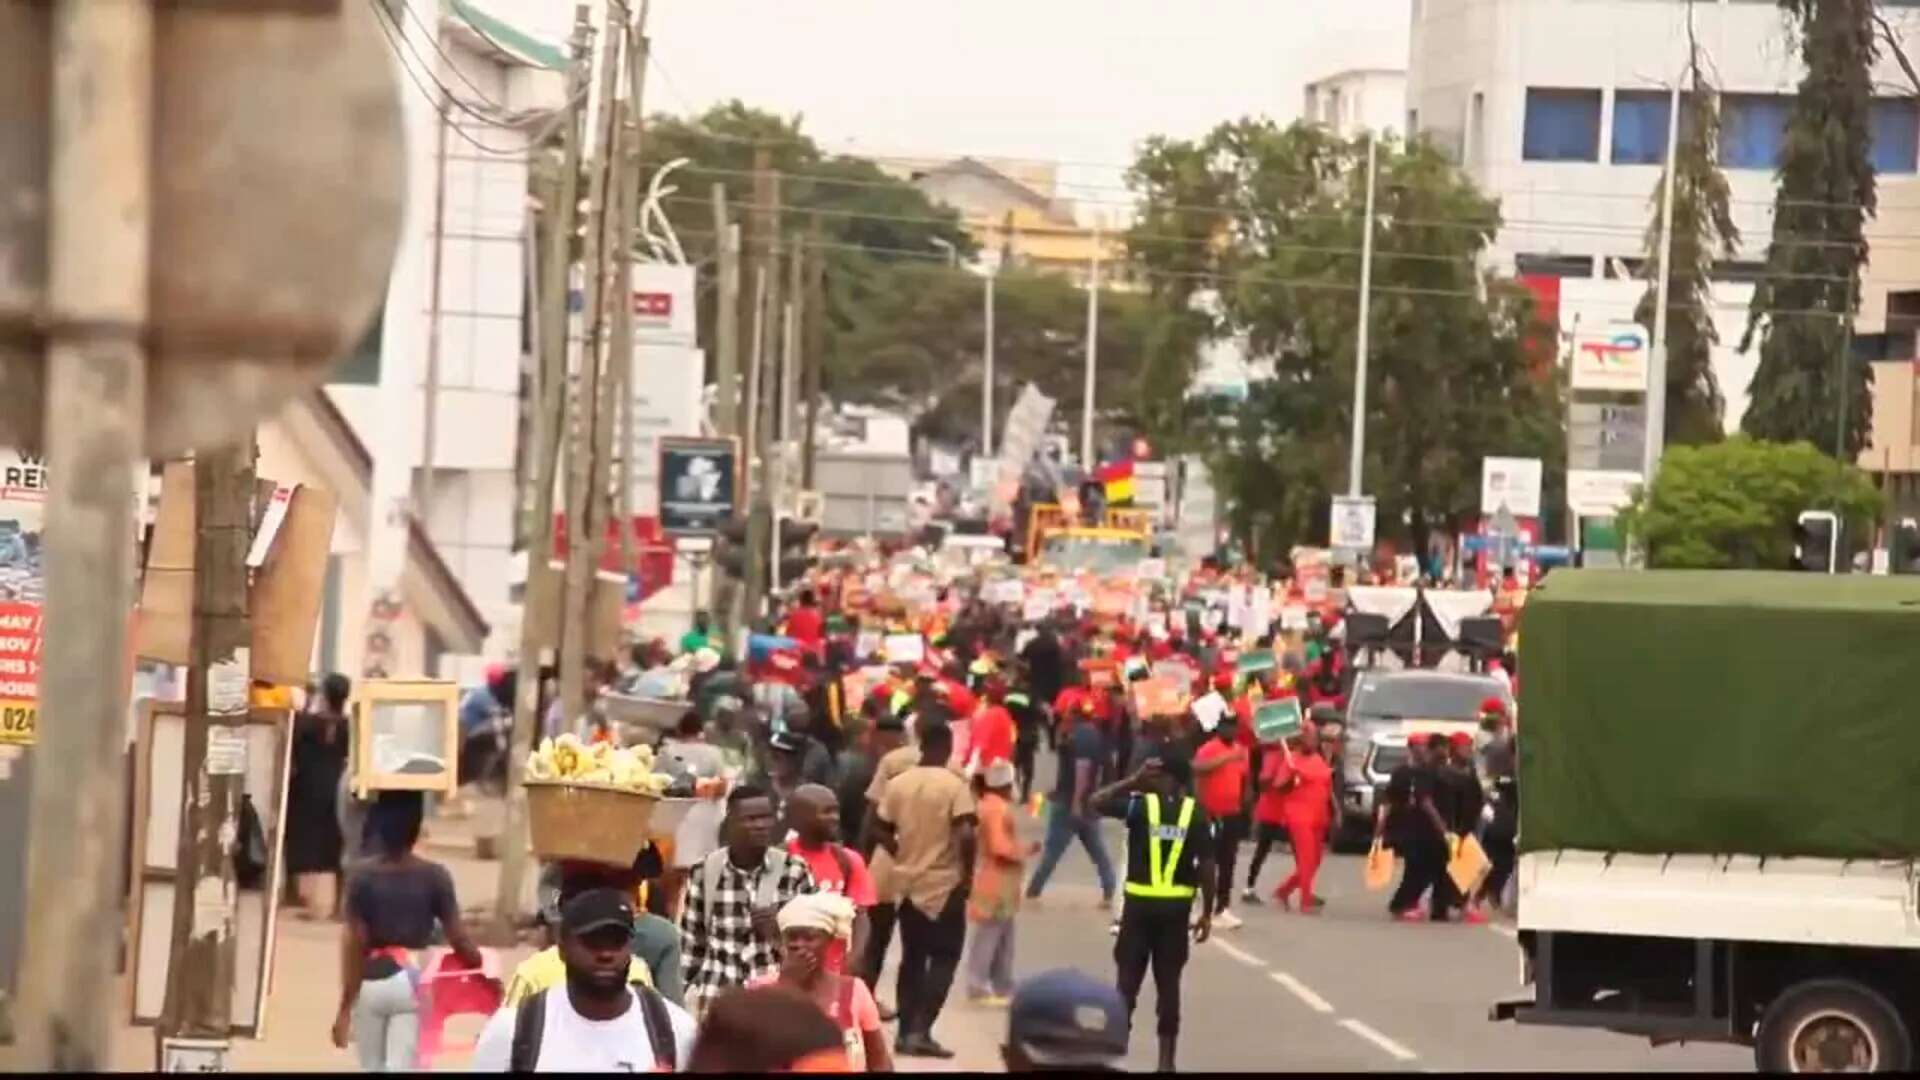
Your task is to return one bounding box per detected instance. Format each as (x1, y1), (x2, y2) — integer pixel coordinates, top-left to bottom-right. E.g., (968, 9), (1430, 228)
(1129, 676), (1187, 718)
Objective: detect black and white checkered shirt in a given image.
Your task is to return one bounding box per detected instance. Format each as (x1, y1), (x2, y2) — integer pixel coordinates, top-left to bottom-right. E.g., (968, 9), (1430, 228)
(680, 848), (816, 996)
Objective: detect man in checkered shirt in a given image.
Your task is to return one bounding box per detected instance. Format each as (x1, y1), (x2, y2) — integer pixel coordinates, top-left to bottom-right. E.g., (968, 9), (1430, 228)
(680, 783), (817, 1017)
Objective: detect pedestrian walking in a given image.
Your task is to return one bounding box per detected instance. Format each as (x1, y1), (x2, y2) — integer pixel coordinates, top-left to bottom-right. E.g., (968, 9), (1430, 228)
(749, 892), (895, 1071)
(680, 784), (818, 1018)
(1376, 734), (1452, 923)
(1441, 730), (1487, 924)
(1191, 713), (1250, 929)
(471, 888), (697, 1071)
(1269, 727), (1337, 913)
(964, 759), (1035, 1005)
(871, 721), (977, 1059)
(1090, 753), (1215, 1072)
(1475, 700), (1519, 915)
(1000, 968), (1130, 1073)
(331, 792), (484, 1071)
(1024, 699), (1119, 910)
(857, 710), (926, 1010)
(506, 857), (675, 1008)
(785, 783), (877, 976)
(286, 672), (351, 919)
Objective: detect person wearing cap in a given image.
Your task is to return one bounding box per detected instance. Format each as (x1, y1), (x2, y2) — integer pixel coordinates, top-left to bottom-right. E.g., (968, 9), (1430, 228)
(1475, 699), (1519, 915)
(1375, 733), (1452, 923)
(1086, 751), (1215, 1072)
(472, 888), (697, 1071)
(504, 861), (666, 1010)
(963, 758), (1036, 1007)
(1440, 729), (1487, 924)
(748, 892), (894, 1071)
(1002, 968), (1129, 1072)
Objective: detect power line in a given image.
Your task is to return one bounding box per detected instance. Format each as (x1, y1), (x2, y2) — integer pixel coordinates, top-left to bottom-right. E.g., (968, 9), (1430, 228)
(390, 0), (510, 112)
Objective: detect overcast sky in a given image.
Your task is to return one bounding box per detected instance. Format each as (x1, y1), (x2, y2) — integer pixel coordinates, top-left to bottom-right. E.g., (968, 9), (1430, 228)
(643, 1), (1411, 203)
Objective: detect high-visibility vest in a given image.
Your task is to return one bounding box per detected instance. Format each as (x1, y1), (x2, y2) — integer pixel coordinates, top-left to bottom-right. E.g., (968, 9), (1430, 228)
(1124, 794), (1198, 900)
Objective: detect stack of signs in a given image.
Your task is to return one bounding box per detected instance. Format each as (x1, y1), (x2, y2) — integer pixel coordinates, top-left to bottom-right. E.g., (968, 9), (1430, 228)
(1252, 696), (1304, 744)
(1130, 676), (1188, 719)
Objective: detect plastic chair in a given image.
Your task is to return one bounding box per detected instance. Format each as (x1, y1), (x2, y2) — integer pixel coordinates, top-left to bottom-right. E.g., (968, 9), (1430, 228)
(414, 947), (503, 1069)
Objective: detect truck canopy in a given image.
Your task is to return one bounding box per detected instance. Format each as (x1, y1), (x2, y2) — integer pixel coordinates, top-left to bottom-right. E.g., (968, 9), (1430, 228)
(1519, 570), (1920, 860)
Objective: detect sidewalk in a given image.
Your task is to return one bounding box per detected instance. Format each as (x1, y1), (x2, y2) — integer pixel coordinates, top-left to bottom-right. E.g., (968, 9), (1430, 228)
(105, 802), (1012, 1072)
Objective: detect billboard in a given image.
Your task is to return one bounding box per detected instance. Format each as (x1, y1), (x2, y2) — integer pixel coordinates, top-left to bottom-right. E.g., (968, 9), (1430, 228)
(1571, 321), (1650, 392)
(1480, 456), (1544, 518)
(657, 436), (739, 535)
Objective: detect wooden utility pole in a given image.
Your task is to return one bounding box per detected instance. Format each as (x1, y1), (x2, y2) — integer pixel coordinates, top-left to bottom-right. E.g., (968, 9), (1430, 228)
(801, 217), (825, 488)
(750, 147), (781, 475)
(612, 0), (652, 585)
(496, 4), (591, 932)
(711, 185), (740, 439)
(157, 439), (255, 1056)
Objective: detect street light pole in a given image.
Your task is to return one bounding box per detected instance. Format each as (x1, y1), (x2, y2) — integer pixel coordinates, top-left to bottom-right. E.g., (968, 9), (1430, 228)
(983, 265), (996, 456)
(1082, 222), (1102, 470)
(1347, 132), (1377, 498)
(930, 236), (957, 268)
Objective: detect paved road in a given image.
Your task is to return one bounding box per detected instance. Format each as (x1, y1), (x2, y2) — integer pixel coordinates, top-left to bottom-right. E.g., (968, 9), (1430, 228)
(991, 809), (1755, 1073)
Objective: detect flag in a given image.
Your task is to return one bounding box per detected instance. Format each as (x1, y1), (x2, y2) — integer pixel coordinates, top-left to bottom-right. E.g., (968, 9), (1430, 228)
(1098, 459), (1136, 505)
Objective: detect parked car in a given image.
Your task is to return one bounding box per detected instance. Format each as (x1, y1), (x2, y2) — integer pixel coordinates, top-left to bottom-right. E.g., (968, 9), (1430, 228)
(1332, 669), (1513, 851)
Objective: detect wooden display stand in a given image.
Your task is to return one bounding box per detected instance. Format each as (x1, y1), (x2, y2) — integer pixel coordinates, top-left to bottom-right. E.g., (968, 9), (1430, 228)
(352, 679), (460, 796)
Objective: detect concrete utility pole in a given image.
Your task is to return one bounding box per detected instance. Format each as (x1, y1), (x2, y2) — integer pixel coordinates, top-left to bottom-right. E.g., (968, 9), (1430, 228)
(1643, 84), (1682, 485)
(750, 148), (782, 481)
(496, 4), (591, 932)
(1347, 130), (1379, 498)
(15, 2), (151, 1067)
(157, 440), (255, 1056)
(711, 186), (741, 438)
(1081, 223), (1101, 469)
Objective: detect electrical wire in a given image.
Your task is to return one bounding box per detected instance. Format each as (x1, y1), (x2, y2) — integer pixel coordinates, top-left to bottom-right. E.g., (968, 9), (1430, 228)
(389, 0), (511, 112)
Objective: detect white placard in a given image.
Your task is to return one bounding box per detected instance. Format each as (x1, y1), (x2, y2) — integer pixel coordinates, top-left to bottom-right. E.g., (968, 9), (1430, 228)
(1329, 495), (1376, 551)
(1570, 321), (1651, 392)
(882, 633), (925, 665)
(1481, 457), (1544, 518)
(206, 725), (248, 776)
(1567, 468), (1643, 517)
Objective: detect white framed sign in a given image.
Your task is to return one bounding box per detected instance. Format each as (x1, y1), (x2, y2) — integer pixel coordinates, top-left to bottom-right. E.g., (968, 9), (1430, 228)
(1566, 469), (1643, 517)
(1481, 457), (1543, 518)
(1329, 495), (1376, 551)
(1571, 322), (1650, 392)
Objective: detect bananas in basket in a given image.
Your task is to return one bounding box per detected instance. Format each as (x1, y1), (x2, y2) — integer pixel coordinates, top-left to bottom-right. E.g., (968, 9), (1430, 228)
(526, 734), (673, 796)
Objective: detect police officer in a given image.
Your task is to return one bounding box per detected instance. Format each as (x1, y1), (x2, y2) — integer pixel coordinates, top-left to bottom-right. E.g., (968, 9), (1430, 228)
(1088, 750), (1215, 1072)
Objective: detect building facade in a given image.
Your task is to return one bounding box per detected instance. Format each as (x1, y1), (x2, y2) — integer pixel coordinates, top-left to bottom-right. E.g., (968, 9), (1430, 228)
(1303, 67), (1407, 140)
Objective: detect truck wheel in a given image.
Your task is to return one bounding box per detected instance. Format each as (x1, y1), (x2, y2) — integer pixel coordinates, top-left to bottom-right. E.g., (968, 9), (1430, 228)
(1755, 979), (1912, 1073)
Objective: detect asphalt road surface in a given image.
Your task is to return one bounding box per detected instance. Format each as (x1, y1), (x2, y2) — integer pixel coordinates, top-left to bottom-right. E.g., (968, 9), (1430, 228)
(1004, 811), (1755, 1073)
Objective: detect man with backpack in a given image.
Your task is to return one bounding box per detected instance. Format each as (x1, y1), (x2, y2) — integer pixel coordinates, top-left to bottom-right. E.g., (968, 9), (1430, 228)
(784, 783), (875, 977)
(471, 888), (696, 1071)
(680, 784), (818, 1019)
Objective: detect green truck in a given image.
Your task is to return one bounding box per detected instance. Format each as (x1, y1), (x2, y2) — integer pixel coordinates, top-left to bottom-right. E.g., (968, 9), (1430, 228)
(1492, 570), (1920, 1072)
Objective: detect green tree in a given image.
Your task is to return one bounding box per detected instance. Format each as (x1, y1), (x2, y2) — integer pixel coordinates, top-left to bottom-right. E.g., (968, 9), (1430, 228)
(1635, 30), (1738, 446)
(1126, 119), (1564, 559)
(1618, 436), (1882, 567)
(1741, 0), (1877, 456)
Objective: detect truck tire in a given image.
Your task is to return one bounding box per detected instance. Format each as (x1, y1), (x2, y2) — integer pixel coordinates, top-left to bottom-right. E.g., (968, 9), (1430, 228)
(1755, 979), (1912, 1073)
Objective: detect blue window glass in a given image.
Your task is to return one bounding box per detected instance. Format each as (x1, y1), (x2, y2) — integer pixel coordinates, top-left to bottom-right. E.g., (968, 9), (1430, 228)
(1522, 88), (1602, 162)
(1721, 94), (1791, 170)
(1611, 90), (1672, 164)
(1872, 98), (1919, 174)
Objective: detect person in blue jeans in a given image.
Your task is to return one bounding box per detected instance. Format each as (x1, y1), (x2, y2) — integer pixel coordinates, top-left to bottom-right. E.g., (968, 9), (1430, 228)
(1024, 702), (1117, 904)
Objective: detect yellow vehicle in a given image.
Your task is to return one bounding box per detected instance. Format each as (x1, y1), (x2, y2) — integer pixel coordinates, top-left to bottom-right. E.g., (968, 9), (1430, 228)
(1024, 503), (1152, 570)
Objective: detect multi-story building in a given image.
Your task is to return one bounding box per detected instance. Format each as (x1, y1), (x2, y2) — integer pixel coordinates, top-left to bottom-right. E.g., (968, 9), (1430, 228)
(1302, 67), (1407, 140)
(1408, 0), (1920, 459)
(879, 156), (1125, 284)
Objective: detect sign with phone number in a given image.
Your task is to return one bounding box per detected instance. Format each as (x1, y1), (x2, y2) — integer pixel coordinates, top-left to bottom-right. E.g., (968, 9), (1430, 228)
(0, 702), (31, 745)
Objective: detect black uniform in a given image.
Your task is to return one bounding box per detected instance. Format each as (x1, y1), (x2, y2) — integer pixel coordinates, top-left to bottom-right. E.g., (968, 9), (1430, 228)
(1382, 760), (1450, 920)
(1098, 789), (1215, 1041)
(1480, 735), (1519, 904)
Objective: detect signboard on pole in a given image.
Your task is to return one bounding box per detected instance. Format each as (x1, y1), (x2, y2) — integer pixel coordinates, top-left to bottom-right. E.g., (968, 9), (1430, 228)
(1480, 457), (1544, 518)
(990, 384), (1056, 520)
(658, 437), (740, 535)
(1570, 322), (1651, 392)
(1566, 469), (1643, 517)
(1329, 495), (1376, 553)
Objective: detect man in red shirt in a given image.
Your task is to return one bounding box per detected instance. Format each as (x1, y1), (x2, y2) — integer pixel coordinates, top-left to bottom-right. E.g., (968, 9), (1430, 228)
(786, 784), (877, 974)
(784, 589), (826, 656)
(1192, 712), (1251, 930)
(969, 676), (1016, 775)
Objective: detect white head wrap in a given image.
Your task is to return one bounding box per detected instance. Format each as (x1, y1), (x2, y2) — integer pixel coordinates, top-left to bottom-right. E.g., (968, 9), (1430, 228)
(776, 891), (857, 942)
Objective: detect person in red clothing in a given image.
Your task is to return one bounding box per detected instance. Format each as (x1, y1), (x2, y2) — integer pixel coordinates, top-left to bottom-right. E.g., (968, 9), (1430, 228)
(784, 589), (826, 658)
(1241, 725), (1293, 903)
(1191, 713), (1251, 930)
(785, 784), (877, 975)
(969, 676), (1016, 775)
(1269, 725), (1337, 912)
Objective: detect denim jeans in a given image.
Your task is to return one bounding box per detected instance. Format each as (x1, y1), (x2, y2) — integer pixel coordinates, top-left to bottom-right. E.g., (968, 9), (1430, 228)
(1025, 802), (1117, 901)
(352, 969), (420, 1072)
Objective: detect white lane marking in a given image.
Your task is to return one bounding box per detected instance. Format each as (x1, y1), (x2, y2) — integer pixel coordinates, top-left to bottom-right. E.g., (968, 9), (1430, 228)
(1268, 970), (1335, 1014)
(1340, 1018), (1419, 1063)
(1487, 923), (1518, 939)
(1210, 938), (1267, 968)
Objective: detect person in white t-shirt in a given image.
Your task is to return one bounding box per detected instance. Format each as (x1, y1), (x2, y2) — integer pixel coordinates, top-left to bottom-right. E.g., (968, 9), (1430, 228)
(471, 888), (698, 1072)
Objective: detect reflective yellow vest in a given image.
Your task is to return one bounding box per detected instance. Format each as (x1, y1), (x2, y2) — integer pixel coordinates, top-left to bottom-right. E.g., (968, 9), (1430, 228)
(1123, 794), (1198, 900)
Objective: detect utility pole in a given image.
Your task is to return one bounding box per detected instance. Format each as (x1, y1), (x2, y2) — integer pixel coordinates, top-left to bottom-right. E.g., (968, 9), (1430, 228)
(983, 261), (997, 458)
(711, 186), (741, 438)
(157, 439), (255, 1058)
(496, 4), (591, 933)
(1643, 85), (1682, 486)
(750, 148), (781, 478)
(15, 4), (151, 1066)
(559, 2), (626, 726)
(769, 239), (802, 597)
(611, 0), (652, 593)
(801, 217), (825, 488)
(1347, 131), (1378, 498)
(1081, 222), (1101, 469)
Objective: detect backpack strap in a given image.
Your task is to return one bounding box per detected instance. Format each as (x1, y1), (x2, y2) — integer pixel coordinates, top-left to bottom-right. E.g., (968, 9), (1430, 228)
(829, 844), (854, 893)
(634, 983), (679, 1071)
(508, 987), (548, 1073)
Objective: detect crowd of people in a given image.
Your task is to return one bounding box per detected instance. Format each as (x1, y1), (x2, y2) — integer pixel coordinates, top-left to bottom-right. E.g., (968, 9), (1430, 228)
(312, 541), (1523, 1073)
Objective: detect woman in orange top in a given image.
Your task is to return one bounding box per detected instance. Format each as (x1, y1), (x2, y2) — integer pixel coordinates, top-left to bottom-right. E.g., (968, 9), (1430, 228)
(1269, 725), (1337, 913)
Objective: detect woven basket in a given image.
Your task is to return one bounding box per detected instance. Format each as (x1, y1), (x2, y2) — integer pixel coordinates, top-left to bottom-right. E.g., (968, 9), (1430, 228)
(524, 780), (664, 866)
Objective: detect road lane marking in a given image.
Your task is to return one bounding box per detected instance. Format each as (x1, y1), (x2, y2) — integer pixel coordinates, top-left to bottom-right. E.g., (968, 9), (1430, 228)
(1340, 1018), (1419, 1063)
(1268, 970), (1335, 1014)
(1210, 938), (1267, 968)
(1488, 923), (1518, 939)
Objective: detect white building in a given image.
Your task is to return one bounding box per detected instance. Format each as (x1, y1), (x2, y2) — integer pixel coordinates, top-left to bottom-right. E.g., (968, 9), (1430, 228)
(1408, 0), (1920, 442)
(1302, 68), (1407, 140)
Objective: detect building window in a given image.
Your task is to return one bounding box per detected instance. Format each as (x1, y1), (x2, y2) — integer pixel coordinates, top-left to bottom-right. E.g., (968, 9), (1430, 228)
(1515, 252), (1595, 279)
(1721, 94), (1792, 169)
(1611, 90), (1672, 165)
(1872, 98), (1919, 174)
(1522, 88), (1603, 162)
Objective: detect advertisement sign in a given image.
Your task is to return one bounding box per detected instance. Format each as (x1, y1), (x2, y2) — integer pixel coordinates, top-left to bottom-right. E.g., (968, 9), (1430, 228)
(0, 451), (46, 747)
(1329, 495), (1376, 552)
(657, 436), (739, 535)
(1480, 457), (1544, 518)
(1571, 322), (1650, 392)
(1566, 469), (1643, 517)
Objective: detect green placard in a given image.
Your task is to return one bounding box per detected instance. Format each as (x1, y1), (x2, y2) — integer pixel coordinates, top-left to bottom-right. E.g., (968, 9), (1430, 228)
(1253, 697), (1303, 743)
(1236, 650), (1277, 676)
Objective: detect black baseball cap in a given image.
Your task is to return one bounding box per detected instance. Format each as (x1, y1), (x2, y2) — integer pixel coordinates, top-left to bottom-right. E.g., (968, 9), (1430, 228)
(769, 729), (806, 754)
(559, 887), (636, 938)
(1008, 968), (1129, 1067)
